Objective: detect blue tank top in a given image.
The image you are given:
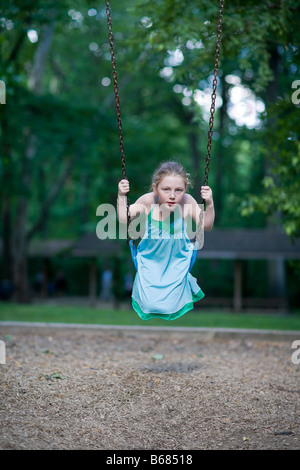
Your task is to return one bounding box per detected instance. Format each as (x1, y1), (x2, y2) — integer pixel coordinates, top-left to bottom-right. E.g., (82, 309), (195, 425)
(130, 199), (204, 320)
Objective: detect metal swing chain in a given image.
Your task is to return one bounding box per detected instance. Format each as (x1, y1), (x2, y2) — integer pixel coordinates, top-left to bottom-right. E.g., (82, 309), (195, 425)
(105, 1), (131, 243)
(106, 0), (224, 238)
(203, 0), (225, 187)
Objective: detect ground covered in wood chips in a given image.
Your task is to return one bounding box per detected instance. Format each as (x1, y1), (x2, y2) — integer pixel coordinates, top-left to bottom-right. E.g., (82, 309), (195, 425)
(0, 324), (299, 450)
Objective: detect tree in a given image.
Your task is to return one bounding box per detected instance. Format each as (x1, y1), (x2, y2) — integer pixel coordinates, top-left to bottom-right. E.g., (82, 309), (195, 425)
(0, 1), (110, 300)
(0, 0), (196, 301)
(129, 0), (300, 236)
(239, 99), (300, 238)
(1, 0), (300, 304)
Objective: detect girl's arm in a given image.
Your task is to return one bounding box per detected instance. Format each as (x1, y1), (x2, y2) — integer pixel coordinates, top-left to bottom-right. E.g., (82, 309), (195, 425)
(117, 179), (148, 223)
(201, 186), (215, 231)
(185, 186), (215, 231)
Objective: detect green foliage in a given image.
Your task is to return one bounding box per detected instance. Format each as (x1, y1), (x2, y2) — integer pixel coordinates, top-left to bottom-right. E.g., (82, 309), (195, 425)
(1, 0), (300, 305)
(131, 0), (300, 93)
(236, 100), (300, 238)
(128, 0), (300, 238)
(2, 0), (300, 241)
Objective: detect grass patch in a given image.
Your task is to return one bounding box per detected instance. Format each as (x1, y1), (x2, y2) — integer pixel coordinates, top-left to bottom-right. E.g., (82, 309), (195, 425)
(0, 302), (300, 330)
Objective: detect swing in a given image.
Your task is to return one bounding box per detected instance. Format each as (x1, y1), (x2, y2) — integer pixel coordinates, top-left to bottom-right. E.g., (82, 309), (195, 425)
(105, 0), (225, 244)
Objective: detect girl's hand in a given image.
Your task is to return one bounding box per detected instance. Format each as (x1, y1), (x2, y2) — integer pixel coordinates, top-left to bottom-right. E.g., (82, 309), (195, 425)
(201, 186), (213, 206)
(118, 179), (130, 196)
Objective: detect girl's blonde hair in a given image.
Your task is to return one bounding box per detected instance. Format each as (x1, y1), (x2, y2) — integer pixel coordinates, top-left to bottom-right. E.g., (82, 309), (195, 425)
(151, 161), (191, 190)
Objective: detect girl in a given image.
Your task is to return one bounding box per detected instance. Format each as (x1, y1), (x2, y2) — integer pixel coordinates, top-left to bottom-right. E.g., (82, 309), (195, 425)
(117, 161), (214, 321)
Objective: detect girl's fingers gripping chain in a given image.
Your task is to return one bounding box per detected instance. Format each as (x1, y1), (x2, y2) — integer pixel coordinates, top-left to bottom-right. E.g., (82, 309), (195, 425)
(200, 186), (213, 203)
(118, 179), (130, 196)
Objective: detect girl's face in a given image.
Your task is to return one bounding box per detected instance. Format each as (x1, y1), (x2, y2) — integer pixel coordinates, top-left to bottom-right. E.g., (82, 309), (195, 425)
(152, 174), (186, 209)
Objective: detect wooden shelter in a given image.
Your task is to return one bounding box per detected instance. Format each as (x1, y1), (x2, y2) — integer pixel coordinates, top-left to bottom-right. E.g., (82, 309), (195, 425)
(1, 228), (299, 310)
(197, 228), (300, 310)
(69, 228), (300, 310)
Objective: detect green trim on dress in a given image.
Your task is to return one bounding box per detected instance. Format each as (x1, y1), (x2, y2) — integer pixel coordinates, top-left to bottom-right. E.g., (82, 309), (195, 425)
(148, 206), (183, 235)
(132, 288), (205, 321)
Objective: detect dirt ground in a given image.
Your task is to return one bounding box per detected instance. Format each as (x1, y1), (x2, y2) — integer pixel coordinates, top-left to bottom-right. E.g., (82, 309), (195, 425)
(0, 323), (299, 450)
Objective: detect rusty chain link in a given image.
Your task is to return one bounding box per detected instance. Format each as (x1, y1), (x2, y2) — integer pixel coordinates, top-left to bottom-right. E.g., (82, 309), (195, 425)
(106, 0), (225, 230)
(203, 0), (225, 188)
(105, 1), (131, 243)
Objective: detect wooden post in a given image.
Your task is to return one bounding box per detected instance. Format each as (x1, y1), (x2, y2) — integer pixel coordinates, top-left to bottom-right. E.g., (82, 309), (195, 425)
(41, 257), (50, 298)
(89, 258), (97, 307)
(234, 259), (242, 312)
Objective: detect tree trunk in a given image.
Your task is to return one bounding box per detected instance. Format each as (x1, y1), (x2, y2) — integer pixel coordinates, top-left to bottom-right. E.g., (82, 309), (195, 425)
(0, 107), (13, 289)
(13, 19), (56, 302)
(263, 45), (286, 300)
(13, 132), (36, 302)
(1, 23), (29, 299)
